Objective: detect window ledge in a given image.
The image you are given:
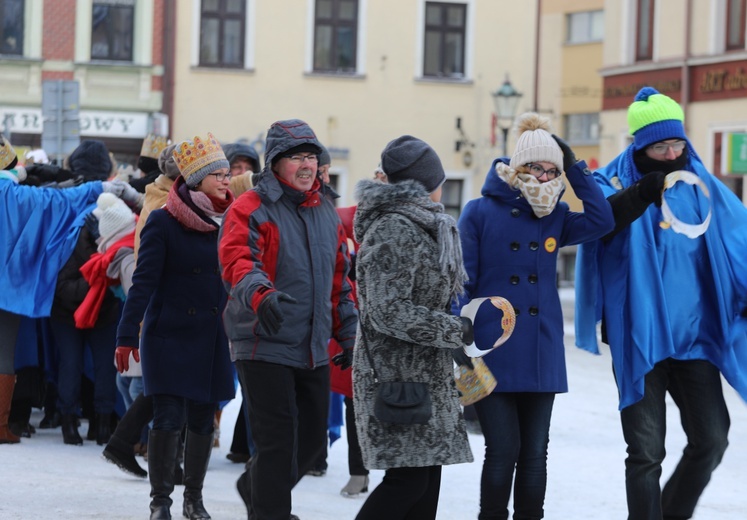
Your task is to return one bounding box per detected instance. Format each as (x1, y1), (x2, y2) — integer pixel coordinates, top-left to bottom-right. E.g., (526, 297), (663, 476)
(304, 71), (366, 80)
(415, 76), (473, 85)
(190, 65), (255, 75)
(78, 60), (156, 71)
(564, 40), (603, 47)
(0, 55), (42, 65)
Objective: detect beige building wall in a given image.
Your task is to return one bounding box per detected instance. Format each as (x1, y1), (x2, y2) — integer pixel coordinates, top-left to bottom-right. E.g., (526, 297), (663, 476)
(171, 0), (541, 206)
(600, 0), (747, 202)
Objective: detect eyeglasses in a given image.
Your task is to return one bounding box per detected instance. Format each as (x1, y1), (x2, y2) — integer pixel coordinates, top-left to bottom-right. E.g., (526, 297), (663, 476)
(284, 154), (318, 164)
(648, 140), (686, 156)
(526, 163), (560, 179)
(208, 172), (232, 182)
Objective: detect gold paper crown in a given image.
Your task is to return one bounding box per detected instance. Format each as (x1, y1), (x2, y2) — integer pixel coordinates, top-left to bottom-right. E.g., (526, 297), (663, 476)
(172, 132), (227, 180)
(0, 133), (17, 171)
(140, 133), (171, 160)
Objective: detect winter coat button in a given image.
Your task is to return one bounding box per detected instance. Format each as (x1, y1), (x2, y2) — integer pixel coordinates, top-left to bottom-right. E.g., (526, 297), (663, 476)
(211, 307), (218, 315)
(192, 267), (202, 274)
(510, 242), (520, 251)
(511, 208), (521, 217)
(510, 275), (520, 285)
(528, 274), (538, 284)
(187, 307), (197, 315)
(529, 306), (539, 316)
(529, 242), (539, 251)
(513, 307), (521, 316)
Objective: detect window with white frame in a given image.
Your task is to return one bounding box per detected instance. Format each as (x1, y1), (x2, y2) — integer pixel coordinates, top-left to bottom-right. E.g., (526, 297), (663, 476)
(199, 0), (245, 67)
(566, 10), (603, 44)
(564, 113), (600, 145)
(91, 0), (135, 61)
(423, 2), (466, 78)
(313, 0), (358, 73)
(1, 0), (24, 56)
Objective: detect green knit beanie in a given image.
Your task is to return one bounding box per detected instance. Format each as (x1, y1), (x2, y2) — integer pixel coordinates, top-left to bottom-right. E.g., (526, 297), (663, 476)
(628, 87), (686, 151)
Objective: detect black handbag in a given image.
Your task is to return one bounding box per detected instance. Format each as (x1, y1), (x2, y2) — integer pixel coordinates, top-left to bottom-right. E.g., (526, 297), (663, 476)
(362, 327), (432, 425)
(373, 381), (432, 425)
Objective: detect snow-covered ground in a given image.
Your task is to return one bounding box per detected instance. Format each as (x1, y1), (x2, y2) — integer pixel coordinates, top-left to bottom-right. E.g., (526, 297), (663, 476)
(3, 295), (746, 519)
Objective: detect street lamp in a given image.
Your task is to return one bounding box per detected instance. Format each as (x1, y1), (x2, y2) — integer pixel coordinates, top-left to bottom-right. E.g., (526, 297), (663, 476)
(491, 75), (523, 157)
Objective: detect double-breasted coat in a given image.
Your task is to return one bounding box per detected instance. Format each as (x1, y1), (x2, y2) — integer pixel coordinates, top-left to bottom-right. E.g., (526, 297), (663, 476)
(117, 178), (234, 403)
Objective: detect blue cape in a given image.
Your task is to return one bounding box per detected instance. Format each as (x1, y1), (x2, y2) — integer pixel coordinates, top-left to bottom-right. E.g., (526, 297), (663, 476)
(0, 179), (102, 318)
(575, 144), (747, 409)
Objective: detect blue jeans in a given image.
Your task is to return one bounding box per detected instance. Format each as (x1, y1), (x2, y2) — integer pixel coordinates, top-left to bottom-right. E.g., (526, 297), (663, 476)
(151, 394), (216, 436)
(50, 319), (117, 415)
(619, 359), (730, 520)
(116, 374), (143, 409)
(474, 392), (555, 520)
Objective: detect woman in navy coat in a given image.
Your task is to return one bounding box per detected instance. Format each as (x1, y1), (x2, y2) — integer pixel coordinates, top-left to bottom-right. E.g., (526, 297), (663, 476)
(115, 133), (235, 520)
(452, 113), (614, 520)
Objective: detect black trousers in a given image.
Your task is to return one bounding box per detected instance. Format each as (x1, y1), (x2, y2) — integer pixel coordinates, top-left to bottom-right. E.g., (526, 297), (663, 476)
(345, 396), (368, 476)
(235, 360), (329, 520)
(356, 465), (443, 520)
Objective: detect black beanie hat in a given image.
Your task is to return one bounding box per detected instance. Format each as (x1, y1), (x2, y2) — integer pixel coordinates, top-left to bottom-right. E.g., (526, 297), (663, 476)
(68, 140), (112, 181)
(380, 135), (445, 193)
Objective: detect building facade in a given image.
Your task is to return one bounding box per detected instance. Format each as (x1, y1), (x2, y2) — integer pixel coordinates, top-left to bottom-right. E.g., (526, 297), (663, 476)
(0, 0), (171, 164)
(170, 0), (546, 210)
(600, 0), (747, 201)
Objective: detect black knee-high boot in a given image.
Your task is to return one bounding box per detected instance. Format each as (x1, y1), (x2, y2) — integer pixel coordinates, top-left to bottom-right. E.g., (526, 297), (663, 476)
(148, 429), (180, 520)
(182, 430), (213, 520)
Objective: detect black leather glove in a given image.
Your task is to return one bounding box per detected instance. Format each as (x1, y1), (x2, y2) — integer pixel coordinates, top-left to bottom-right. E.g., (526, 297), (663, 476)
(84, 212), (100, 242)
(460, 316), (474, 345)
(452, 348), (474, 370)
(636, 171), (667, 206)
(552, 134), (577, 173)
(331, 348), (353, 370)
(256, 291), (297, 335)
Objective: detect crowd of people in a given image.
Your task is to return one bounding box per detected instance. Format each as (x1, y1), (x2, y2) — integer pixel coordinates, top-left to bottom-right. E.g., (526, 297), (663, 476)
(1, 85), (746, 520)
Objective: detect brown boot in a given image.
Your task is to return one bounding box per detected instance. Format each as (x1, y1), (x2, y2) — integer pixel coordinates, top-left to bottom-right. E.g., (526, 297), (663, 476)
(0, 374), (21, 444)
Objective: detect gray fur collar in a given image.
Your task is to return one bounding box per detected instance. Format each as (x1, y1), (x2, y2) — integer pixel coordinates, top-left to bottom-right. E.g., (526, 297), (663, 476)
(354, 178), (467, 299)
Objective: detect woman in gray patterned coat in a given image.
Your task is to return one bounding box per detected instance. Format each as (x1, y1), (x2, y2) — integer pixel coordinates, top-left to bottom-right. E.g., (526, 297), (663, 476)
(353, 135), (474, 520)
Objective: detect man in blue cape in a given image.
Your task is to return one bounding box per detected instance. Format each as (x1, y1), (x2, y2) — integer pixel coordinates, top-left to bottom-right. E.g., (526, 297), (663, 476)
(0, 135), (138, 444)
(575, 87), (747, 520)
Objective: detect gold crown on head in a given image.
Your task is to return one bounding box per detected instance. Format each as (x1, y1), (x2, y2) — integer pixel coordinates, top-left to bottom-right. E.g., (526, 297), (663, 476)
(0, 133), (17, 171)
(172, 132), (228, 185)
(140, 133), (171, 160)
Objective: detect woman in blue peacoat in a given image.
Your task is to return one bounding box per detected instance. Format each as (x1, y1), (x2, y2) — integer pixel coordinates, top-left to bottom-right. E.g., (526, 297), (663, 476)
(115, 133), (235, 520)
(452, 113), (614, 520)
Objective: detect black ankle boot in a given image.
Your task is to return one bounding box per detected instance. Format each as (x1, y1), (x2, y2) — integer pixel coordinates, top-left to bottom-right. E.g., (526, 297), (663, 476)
(148, 429), (180, 520)
(61, 414), (83, 445)
(96, 412), (112, 446)
(182, 430), (213, 519)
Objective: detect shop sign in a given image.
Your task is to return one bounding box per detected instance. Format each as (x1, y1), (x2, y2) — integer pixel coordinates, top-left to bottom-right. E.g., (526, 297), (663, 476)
(0, 107), (149, 138)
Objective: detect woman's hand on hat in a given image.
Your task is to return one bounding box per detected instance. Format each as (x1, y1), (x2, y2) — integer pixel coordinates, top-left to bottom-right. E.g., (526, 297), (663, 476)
(115, 346), (139, 373)
(551, 134), (577, 173)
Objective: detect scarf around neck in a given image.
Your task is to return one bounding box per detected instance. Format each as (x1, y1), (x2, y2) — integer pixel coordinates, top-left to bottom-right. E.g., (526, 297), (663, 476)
(495, 162), (565, 218)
